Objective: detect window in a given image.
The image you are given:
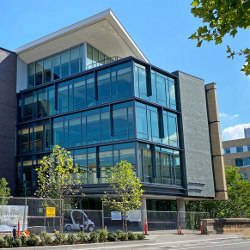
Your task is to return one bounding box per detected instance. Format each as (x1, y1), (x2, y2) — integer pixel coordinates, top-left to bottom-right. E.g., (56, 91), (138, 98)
(52, 54), (60, 80)
(242, 172), (248, 180)
(44, 121), (51, 150)
(74, 77), (86, 109)
(28, 63), (35, 88)
(86, 76), (96, 107)
(248, 145), (250, 151)
(23, 94), (33, 120)
(101, 107), (111, 142)
(99, 146), (113, 183)
(136, 104), (148, 139)
(139, 144), (153, 183)
(116, 67), (133, 97)
(33, 123), (43, 152)
(37, 90), (47, 118)
(113, 143), (136, 167)
(87, 148), (98, 184)
(224, 148), (231, 154)
(168, 113), (178, 147)
(35, 60), (43, 85)
(57, 81), (72, 114)
(43, 57), (52, 83)
(20, 126), (29, 153)
(48, 86), (55, 115)
(86, 110), (100, 144)
(112, 102), (134, 140)
(169, 78), (176, 109)
(74, 149), (87, 184)
(61, 50), (70, 78)
(235, 158), (243, 167)
(70, 47), (79, 75)
(236, 146), (243, 153)
(134, 63), (147, 99)
(97, 71), (111, 104)
(68, 114), (81, 147)
(53, 118), (64, 147)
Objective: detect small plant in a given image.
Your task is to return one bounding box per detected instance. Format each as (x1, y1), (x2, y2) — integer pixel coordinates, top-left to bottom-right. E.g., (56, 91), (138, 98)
(77, 231), (89, 243)
(128, 231), (136, 240)
(20, 232), (27, 246)
(116, 230), (123, 240)
(26, 234), (39, 246)
(119, 233), (128, 241)
(107, 231), (117, 242)
(40, 231), (52, 245)
(0, 239), (7, 248)
(136, 233), (145, 240)
(53, 232), (67, 244)
(13, 238), (22, 247)
(67, 234), (78, 245)
(3, 235), (14, 247)
(98, 228), (108, 242)
(89, 231), (99, 243)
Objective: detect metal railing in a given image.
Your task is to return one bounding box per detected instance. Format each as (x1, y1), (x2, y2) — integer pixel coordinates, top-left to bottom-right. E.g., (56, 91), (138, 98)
(87, 56), (122, 70)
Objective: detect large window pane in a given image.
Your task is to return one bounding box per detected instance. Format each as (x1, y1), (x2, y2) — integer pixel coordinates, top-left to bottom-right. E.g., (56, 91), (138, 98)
(97, 72), (110, 103)
(87, 148), (98, 184)
(74, 149), (87, 184)
(168, 114), (178, 147)
(101, 107), (111, 142)
(117, 67), (132, 96)
(21, 126), (29, 153)
(99, 146), (113, 183)
(28, 63), (35, 88)
(70, 47), (80, 75)
(44, 121), (51, 150)
(53, 119), (64, 147)
(52, 54), (60, 80)
(23, 95), (33, 120)
(86, 110), (100, 144)
(86, 44), (93, 68)
(156, 75), (166, 106)
(37, 90), (47, 118)
(35, 60), (43, 85)
(34, 123), (43, 152)
(43, 57), (52, 83)
(86, 77), (95, 107)
(169, 79), (176, 109)
(74, 78), (86, 109)
(68, 115), (81, 147)
(57, 82), (69, 113)
(61, 50), (70, 78)
(114, 143), (135, 167)
(137, 106), (148, 139)
(48, 86), (55, 115)
(113, 107), (127, 139)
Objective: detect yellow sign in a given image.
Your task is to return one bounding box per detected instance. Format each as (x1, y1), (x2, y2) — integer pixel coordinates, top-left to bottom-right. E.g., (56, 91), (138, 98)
(46, 207), (56, 217)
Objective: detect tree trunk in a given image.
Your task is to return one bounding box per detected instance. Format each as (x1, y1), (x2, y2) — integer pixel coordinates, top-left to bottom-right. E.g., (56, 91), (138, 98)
(124, 216), (128, 233)
(59, 197), (63, 233)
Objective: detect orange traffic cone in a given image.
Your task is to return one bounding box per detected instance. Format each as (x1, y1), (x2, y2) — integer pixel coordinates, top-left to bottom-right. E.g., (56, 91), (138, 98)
(178, 225), (183, 235)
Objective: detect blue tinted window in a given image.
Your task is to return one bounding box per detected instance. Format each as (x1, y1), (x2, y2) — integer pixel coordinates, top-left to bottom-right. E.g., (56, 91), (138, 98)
(87, 148), (98, 184)
(235, 158), (243, 167)
(86, 77), (96, 107)
(68, 115), (81, 147)
(74, 78), (86, 110)
(97, 72), (111, 104)
(70, 47), (80, 75)
(74, 149), (87, 184)
(116, 67), (133, 97)
(86, 110), (100, 144)
(61, 50), (70, 78)
(53, 119), (64, 147)
(101, 107), (111, 142)
(236, 146), (243, 153)
(224, 148), (230, 154)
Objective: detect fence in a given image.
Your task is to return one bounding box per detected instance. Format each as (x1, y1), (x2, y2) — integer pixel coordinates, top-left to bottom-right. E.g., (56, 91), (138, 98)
(0, 197), (209, 234)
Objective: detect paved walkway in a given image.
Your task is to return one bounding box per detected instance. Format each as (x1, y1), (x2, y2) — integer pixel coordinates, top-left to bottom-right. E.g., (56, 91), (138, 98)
(3, 229), (245, 250)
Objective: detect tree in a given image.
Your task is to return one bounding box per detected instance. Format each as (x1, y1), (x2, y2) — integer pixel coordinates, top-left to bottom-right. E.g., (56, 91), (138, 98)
(35, 145), (84, 232)
(0, 178), (11, 205)
(189, 0), (250, 75)
(103, 161), (144, 232)
(186, 166), (250, 218)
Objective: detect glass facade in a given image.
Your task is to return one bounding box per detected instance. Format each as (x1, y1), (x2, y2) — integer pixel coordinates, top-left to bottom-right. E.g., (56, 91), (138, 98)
(17, 57), (183, 193)
(27, 44), (84, 88)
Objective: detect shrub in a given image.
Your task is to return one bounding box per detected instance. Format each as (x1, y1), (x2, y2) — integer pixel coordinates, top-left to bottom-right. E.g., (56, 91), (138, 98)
(119, 233), (128, 241)
(0, 239), (7, 248)
(89, 231), (99, 243)
(67, 234), (78, 245)
(13, 238), (22, 247)
(3, 235), (14, 247)
(77, 231), (89, 243)
(53, 232), (67, 244)
(136, 233), (145, 240)
(98, 228), (108, 242)
(20, 233), (27, 246)
(40, 231), (52, 245)
(128, 231), (136, 240)
(107, 231), (117, 242)
(116, 230), (123, 240)
(26, 234), (39, 246)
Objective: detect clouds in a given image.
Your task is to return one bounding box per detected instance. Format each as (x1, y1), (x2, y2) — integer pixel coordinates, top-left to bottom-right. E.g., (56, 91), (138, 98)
(219, 112), (239, 120)
(222, 123), (250, 141)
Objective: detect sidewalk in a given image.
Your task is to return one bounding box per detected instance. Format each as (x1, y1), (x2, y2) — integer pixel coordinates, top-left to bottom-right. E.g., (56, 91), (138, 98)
(4, 230), (243, 250)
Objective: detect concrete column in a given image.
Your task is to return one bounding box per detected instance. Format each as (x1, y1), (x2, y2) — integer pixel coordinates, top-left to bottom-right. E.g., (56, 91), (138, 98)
(177, 198), (186, 229)
(141, 197), (147, 231)
(205, 83), (228, 200)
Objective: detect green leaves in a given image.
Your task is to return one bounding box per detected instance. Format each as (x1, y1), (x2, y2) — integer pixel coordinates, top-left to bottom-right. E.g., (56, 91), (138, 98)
(190, 0), (250, 75)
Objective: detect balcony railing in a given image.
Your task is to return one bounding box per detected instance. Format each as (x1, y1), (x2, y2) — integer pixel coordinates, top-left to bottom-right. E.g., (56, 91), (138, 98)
(87, 56), (122, 70)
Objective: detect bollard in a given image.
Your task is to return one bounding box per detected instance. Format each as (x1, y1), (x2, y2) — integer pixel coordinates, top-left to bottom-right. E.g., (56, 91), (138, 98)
(144, 218), (148, 235)
(13, 226), (17, 239)
(17, 220), (20, 238)
(200, 220), (204, 235)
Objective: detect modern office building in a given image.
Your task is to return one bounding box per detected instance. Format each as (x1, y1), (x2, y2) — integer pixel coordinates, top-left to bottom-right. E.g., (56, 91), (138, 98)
(223, 128), (250, 181)
(0, 9), (227, 212)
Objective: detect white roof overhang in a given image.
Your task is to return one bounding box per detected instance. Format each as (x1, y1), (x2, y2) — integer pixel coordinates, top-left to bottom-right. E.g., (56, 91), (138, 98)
(14, 9), (149, 64)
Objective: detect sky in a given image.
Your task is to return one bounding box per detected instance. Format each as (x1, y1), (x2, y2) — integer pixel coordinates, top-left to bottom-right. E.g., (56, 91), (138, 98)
(1, 0), (249, 141)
